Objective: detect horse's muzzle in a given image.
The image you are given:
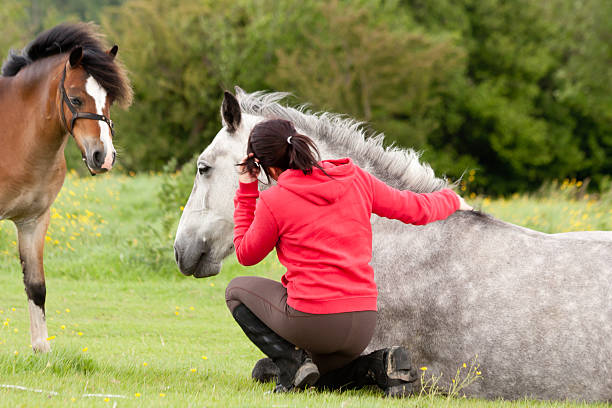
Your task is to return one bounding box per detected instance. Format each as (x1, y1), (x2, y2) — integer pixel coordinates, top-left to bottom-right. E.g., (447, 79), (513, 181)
(174, 244), (220, 278)
(82, 148), (115, 175)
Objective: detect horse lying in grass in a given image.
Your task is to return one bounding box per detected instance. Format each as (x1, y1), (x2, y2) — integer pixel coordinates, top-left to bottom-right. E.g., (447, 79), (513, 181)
(174, 88), (611, 402)
(0, 23), (131, 352)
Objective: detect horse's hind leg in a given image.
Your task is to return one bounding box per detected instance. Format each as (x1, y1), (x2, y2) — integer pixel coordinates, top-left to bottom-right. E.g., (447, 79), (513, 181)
(16, 211), (50, 353)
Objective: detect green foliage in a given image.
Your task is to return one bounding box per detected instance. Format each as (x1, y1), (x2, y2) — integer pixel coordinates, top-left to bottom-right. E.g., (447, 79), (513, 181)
(157, 155), (197, 236)
(271, 0), (464, 151)
(1, 0), (611, 194)
(100, 0), (304, 170)
(406, 0), (612, 194)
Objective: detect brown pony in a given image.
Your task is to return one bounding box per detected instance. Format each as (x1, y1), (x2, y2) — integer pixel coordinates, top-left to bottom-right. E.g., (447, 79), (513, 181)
(0, 23), (132, 352)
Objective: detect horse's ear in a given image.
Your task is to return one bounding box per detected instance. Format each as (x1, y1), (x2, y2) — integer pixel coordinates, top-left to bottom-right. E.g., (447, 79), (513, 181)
(68, 46), (83, 69)
(222, 91), (241, 133)
(234, 86), (246, 96)
(107, 45), (118, 59)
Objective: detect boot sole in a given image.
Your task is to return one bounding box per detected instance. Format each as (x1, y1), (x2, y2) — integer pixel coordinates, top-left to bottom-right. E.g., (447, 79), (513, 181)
(384, 346), (416, 398)
(293, 361), (320, 389)
(386, 346), (413, 381)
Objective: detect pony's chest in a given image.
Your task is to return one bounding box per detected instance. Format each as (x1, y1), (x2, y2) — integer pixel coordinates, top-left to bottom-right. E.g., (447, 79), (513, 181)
(0, 172), (64, 222)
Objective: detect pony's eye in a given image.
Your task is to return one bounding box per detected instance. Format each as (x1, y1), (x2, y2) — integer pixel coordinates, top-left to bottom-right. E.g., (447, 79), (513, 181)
(70, 97), (82, 107)
(198, 165), (211, 176)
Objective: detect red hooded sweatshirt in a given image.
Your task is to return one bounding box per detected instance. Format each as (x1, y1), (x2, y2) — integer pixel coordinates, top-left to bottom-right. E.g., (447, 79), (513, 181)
(233, 158), (459, 314)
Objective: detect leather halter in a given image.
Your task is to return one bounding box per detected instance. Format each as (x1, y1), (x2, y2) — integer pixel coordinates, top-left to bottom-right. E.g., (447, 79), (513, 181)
(59, 65), (115, 138)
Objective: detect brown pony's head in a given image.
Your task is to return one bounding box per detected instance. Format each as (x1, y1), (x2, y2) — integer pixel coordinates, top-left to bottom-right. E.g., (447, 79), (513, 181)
(61, 46), (120, 174)
(2, 22), (133, 175)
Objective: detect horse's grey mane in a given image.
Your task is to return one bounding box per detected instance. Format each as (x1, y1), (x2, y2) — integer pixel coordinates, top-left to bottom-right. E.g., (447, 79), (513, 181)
(235, 88), (449, 192)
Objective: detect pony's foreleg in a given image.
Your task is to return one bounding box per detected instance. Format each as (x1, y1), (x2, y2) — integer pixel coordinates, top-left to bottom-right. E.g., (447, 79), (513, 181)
(16, 211), (50, 353)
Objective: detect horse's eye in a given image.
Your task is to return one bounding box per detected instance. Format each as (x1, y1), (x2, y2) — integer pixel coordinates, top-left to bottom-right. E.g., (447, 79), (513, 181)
(198, 165), (211, 176)
(70, 97), (82, 107)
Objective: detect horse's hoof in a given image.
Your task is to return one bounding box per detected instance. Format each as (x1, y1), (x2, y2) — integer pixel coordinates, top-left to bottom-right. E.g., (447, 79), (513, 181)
(252, 358), (279, 383)
(32, 339), (51, 353)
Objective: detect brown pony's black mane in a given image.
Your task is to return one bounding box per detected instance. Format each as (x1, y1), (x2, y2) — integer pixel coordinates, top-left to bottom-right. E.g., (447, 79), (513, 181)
(1, 22), (132, 107)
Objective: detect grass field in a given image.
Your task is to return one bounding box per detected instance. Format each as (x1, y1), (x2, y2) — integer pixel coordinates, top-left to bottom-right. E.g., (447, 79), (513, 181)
(1, 172), (610, 407)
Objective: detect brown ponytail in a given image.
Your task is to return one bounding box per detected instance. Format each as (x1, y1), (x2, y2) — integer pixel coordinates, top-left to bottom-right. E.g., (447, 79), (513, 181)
(238, 119), (329, 183)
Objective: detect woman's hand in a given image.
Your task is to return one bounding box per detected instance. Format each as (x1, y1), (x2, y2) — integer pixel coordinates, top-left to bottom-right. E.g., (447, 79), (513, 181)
(238, 153), (260, 183)
(456, 193), (473, 211)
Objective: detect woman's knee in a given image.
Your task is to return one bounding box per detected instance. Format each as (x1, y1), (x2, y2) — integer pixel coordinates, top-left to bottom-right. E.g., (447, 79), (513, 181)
(225, 276), (257, 312)
(225, 277), (243, 312)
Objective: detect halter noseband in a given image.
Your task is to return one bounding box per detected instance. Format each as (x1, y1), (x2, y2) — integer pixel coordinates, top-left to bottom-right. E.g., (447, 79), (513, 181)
(59, 65), (115, 138)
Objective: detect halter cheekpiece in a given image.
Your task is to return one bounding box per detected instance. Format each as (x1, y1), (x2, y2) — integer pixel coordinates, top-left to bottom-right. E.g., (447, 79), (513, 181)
(59, 65), (115, 138)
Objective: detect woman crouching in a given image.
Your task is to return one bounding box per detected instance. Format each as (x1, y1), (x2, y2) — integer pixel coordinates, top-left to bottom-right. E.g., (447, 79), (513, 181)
(226, 119), (472, 395)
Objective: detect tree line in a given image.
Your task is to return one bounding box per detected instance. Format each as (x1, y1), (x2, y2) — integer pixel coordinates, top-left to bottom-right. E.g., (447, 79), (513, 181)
(2, 0), (611, 194)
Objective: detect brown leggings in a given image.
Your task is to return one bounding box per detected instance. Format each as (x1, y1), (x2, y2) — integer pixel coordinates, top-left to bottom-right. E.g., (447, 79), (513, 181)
(225, 276), (377, 374)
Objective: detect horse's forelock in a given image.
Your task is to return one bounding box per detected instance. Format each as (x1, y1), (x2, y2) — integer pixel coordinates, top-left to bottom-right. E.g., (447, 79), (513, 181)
(1, 22), (132, 107)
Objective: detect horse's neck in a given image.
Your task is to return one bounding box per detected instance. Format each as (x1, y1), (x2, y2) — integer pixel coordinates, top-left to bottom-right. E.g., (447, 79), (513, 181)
(0, 57), (67, 164)
(311, 131), (445, 193)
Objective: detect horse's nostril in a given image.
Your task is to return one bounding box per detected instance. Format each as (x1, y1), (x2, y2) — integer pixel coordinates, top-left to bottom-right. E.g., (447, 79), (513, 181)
(174, 246), (179, 264)
(92, 150), (104, 168)
(111, 151), (116, 165)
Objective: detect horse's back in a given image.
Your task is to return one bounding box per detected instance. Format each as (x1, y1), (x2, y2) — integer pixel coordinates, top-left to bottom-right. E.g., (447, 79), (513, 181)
(552, 230), (612, 241)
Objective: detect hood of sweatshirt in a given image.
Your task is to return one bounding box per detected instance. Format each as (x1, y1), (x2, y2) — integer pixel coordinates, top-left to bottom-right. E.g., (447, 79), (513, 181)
(277, 158), (356, 205)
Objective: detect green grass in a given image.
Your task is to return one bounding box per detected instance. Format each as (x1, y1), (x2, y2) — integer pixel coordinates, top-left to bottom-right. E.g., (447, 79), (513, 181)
(1, 173), (610, 407)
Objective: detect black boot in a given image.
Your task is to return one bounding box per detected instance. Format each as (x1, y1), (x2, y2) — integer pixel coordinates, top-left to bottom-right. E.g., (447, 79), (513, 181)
(252, 357), (279, 383)
(315, 346), (417, 397)
(232, 304), (320, 392)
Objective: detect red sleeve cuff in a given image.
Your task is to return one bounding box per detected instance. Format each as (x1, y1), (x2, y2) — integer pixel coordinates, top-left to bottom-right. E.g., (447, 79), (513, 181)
(443, 189), (460, 211)
(238, 181), (259, 195)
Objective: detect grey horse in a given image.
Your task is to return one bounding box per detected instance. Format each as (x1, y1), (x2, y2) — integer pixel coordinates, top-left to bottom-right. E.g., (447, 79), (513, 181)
(174, 88), (612, 402)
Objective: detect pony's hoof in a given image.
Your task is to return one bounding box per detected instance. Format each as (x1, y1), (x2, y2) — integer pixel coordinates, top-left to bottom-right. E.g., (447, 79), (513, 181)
(32, 339), (51, 353)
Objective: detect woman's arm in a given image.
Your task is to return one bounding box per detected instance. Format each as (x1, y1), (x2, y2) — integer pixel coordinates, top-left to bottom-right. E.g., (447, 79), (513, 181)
(367, 172), (469, 225)
(233, 181), (279, 266)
